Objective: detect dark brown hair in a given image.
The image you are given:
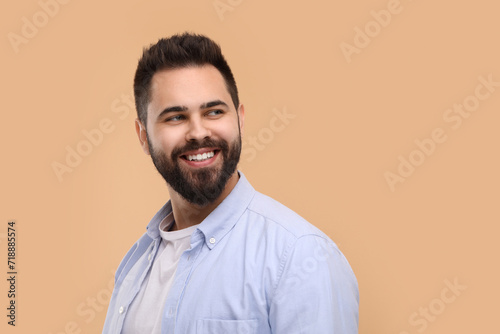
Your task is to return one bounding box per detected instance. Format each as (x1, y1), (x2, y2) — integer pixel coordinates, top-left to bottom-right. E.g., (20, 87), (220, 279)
(133, 32), (239, 126)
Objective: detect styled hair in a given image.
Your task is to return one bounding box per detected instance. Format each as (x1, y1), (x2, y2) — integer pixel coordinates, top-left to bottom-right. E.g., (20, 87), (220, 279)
(133, 32), (240, 126)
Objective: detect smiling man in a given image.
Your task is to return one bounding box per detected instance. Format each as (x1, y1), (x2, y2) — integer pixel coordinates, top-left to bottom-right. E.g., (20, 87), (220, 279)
(103, 33), (359, 334)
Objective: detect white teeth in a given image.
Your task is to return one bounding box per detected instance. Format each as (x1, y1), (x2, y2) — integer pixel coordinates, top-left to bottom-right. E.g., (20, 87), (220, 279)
(187, 151), (215, 161)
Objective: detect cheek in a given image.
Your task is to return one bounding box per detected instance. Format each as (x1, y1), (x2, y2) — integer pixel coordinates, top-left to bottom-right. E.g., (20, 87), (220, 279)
(154, 128), (183, 154)
(213, 119), (240, 141)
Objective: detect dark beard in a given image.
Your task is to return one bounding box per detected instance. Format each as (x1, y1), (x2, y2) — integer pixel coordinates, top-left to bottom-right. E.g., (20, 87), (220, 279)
(148, 135), (241, 207)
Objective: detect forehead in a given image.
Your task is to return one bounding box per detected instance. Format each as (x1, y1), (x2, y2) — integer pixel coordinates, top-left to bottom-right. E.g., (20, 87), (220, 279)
(148, 65), (232, 115)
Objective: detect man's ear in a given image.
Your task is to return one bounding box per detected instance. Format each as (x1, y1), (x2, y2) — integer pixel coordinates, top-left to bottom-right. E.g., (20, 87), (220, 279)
(135, 118), (150, 155)
(237, 103), (245, 136)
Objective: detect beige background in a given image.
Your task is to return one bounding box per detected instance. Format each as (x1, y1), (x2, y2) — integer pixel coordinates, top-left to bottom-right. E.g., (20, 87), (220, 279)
(1, 0), (499, 333)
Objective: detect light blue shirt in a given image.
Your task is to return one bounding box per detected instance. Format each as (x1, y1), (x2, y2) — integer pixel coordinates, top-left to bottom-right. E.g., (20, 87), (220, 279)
(103, 172), (359, 333)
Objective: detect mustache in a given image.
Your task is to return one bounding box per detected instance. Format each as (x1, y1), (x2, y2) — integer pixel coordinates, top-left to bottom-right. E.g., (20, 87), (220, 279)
(171, 138), (229, 159)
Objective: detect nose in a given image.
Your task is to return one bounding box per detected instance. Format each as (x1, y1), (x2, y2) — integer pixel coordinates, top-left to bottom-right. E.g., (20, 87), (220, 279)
(185, 116), (211, 142)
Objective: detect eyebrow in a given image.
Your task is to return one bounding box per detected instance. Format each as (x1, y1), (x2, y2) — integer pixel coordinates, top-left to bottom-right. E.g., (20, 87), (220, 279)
(157, 105), (188, 120)
(156, 100), (229, 120)
(200, 100), (228, 109)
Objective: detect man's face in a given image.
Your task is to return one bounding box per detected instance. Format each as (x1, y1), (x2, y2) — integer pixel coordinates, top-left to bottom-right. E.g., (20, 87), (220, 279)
(139, 65), (244, 206)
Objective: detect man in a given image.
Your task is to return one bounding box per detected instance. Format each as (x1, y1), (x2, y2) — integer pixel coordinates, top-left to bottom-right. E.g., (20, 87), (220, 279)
(103, 32), (359, 333)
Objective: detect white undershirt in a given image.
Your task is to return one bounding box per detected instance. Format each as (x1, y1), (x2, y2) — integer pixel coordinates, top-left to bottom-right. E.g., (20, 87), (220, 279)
(122, 213), (199, 334)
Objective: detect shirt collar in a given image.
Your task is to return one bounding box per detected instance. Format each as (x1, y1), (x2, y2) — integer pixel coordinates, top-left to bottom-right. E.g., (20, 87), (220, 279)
(146, 201), (172, 240)
(197, 171), (255, 249)
(145, 171), (256, 248)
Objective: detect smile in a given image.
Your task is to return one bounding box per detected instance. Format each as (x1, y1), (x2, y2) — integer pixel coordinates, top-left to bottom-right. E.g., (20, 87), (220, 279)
(180, 148), (220, 167)
(186, 151), (215, 162)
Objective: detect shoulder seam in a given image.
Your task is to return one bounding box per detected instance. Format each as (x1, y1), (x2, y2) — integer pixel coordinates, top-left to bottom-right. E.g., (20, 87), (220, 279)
(269, 234), (332, 306)
(246, 206), (323, 239)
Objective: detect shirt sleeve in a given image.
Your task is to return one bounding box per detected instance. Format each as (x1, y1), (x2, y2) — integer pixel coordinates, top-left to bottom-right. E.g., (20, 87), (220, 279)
(268, 235), (359, 334)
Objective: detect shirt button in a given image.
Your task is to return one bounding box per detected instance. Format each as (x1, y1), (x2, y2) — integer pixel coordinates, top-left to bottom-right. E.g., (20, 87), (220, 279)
(118, 306), (124, 314)
(167, 307), (175, 317)
(148, 253), (152, 261)
(209, 237), (216, 244)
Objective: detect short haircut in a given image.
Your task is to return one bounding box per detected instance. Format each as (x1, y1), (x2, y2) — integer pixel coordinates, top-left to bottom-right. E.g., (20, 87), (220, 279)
(133, 32), (240, 126)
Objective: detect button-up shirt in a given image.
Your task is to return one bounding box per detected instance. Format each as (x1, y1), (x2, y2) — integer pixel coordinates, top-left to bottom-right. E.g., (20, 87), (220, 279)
(103, 172), (359, 333)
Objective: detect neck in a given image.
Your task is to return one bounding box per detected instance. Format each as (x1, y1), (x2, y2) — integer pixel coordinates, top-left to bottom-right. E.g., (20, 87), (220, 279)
(168, 172), (240, 231)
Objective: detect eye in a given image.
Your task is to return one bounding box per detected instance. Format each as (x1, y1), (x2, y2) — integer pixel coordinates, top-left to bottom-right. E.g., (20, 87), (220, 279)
(165, 114), (185, 122)
(206, 109), (224, 117)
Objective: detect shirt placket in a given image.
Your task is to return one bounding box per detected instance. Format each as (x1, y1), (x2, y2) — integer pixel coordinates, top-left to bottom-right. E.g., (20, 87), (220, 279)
(115, 240), (159, 333)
